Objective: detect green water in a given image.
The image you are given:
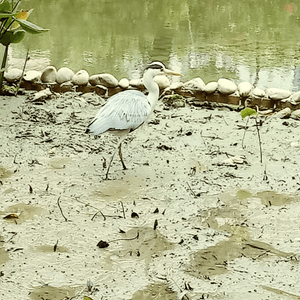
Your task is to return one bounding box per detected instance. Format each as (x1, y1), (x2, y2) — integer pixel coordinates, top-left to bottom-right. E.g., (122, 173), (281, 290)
(7, 0), (300, 91)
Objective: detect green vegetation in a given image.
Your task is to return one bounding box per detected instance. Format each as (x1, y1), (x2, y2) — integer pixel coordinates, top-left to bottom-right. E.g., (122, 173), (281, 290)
(241, 107), (263, 163)
(0, 0), (48, 93)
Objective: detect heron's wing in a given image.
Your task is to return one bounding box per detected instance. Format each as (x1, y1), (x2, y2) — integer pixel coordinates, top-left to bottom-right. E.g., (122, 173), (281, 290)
(87, 90), (151, 135)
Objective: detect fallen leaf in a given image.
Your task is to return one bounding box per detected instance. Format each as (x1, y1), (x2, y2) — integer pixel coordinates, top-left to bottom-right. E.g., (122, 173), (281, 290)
(97, 240), (109, 248)
(131, 212), (139, 218)
(3, 214), (19, 219)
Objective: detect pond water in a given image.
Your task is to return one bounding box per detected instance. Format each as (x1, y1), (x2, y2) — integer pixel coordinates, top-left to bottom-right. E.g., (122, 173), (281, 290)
(6, 0), (300, 91)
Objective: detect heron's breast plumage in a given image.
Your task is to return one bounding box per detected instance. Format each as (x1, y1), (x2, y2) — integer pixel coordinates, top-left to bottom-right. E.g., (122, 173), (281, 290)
(87, 90), (151, 135)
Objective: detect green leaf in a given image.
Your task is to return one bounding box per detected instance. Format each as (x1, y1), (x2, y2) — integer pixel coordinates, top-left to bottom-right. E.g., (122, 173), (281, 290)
(241, 108), (257, 119)
(0, 30), (12, 45)
(0, 29), (25, 45)
(0, 0), (11, 13)
(14, 18), (49, 34)
(10, 29), (25, 43)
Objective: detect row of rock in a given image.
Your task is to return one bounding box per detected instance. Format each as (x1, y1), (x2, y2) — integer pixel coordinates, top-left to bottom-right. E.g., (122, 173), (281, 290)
(4, 66), (300, 105)
(181, 77), (300, 104)
(5, 66), (121, 88)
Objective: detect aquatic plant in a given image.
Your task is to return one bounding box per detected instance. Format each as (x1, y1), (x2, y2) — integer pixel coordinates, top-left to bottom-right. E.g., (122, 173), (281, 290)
(241, 107), (263, 163)
(0, 0), (48, 93)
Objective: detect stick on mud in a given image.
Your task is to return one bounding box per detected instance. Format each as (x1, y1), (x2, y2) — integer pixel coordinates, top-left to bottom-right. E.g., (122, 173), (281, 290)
(57, 196), (68, 222)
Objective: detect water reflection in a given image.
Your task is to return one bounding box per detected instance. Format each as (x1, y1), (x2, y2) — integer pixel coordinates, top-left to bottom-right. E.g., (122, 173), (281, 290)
(7, 0), (300, 90)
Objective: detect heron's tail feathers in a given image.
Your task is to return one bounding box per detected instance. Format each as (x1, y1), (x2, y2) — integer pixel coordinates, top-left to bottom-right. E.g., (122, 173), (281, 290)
(85, 118), (109, 135)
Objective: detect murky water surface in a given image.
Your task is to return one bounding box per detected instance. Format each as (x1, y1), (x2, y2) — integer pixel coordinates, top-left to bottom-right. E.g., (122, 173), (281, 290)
(7, 0), (300, 90)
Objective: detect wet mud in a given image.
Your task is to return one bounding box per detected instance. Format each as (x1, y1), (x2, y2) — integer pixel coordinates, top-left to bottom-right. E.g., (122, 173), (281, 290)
(1, 93), (300, 299)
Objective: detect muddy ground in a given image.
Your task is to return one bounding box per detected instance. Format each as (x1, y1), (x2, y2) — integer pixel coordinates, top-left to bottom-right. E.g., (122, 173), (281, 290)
(1, 91), (300, 300)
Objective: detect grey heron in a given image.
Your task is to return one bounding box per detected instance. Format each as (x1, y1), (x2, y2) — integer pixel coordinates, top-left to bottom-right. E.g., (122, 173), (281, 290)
(86, 61), (181, 179)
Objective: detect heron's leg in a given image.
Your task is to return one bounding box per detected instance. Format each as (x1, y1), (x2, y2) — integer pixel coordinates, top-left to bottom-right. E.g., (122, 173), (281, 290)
(118, 143), (127, 170)
(105, 144), (119, 180)
(105, 133), (128, 180)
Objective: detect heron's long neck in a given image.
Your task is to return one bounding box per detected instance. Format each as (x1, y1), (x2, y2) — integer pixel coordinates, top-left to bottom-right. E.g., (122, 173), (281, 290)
(143, 72), (159, 111)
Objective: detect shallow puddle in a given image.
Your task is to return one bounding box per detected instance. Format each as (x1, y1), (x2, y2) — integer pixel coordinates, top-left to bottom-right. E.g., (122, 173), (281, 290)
(236, 189), (253, 200)
(48, 157), (72, 169)
(0, 165), (13, 180)
(190, 189), (296, 277)
(222, 189), (298, 207)
(131, 282), (178, 300)
(91, 174), (146, 202)
(0, 235), (9, 265)
(188, 235), (293, 277)
(261, 285), (300, 299)
(2, 203), (45, 224)
(256, 190), (295, 206)
(30, 285), (77, 300)
(31, 244), (69, 253)
(199, 206), (246, 234)
(104, 226), (175, 270)
(119, 227), (174, 260)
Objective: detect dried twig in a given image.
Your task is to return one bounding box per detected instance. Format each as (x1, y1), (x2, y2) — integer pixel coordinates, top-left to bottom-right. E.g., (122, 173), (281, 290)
(13, 153), (18, 164)
(15, 49), (30, 96)
(91, 209), (106, 221)
(57, 196), (68, 222)
(109, 231), (139, 243)
(53, 240), (58, 252)
(255, 118), (263, 163)
(186, 182), (196, 197)
(120, 201), (126, 219)
(6, 232), (17, 243)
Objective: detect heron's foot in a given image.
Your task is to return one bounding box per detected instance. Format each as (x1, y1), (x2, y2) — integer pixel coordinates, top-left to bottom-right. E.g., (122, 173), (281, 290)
(121, 161), (127, 170)
(104, 167), (111, 180)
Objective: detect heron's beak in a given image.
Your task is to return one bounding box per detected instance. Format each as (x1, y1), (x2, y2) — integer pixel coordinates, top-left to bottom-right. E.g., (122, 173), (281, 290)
(164, 68), (182, 76)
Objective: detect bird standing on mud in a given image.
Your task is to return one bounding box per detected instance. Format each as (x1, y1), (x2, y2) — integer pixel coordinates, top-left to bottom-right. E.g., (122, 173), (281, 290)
(85, 61), (181, 179)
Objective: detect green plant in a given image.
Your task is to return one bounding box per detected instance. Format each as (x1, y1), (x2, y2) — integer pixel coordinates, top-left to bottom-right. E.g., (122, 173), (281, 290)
(241, 107), (263, 163)
(0, 0), (48, 93)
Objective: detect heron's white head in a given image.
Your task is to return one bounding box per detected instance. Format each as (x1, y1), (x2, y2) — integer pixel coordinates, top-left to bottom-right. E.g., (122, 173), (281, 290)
(143, 61), (181, 106)
(144, 61), (181, 77)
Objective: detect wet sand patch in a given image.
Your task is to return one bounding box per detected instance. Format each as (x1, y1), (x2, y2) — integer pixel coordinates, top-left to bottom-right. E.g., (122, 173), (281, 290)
(2, 203), (46, 224)
(30, 285), (78, 300)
